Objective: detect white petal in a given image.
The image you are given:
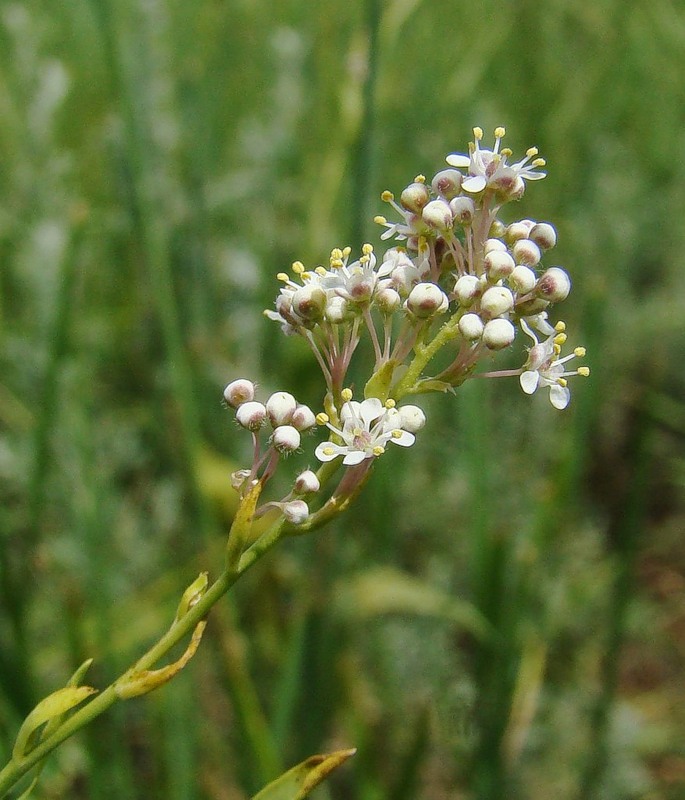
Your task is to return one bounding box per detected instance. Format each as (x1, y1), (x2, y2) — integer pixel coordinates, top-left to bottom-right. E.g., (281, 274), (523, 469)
(359, 398), (384, 425)
(343, 450), (368, 465)
(462, 175), (487, 193)
(445, 154), (470, 167)
(315, 442), (343, 462)
(519, 371), (540, 395)
(549, 385), (570, 410)
(522, 171), (546, 181)
(390, 430), (415, 448)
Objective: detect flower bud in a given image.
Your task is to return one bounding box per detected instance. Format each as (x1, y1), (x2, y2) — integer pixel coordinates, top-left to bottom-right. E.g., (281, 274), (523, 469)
(291, 284), (327, 322)
(422, 199), (453, 231)
(223, 379), (255, 408)
(489, 219), (506, 238)
(505, 220), (535, 243)
(271, 425), (301, 453)
(391, 263), (421, 296)
(535, 267), (571, 302)
(484, 238), (507, 254)
(482, 318), (516, 350)
(291, 404), (316, 431)
(512, 238), (541, 267)
(454, 274), (481, 306)
(375, 286), (401, 315)
(282, 499), (309, 525)
(529, 222), (557, 250)
(484, 250), (515, 281)
(449, 196), (476, 226)
(266, 391), (297, 426)
(398, 404), (426, 433)
(480, 286), (514, 318)
(406, 283), (449, 318)
(325, 295), (350, 324)
(236, 401), (267, 431)
(431, 169), (463, 199)
(294, 470), (320, 494)
(458, 312), (484, 340)
(509, 264), (537, 293)
(400, 182), (430, 213)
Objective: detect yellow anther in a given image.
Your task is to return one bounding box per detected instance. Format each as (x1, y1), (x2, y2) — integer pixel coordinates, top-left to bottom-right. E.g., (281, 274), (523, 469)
(360, 255), (370, 264)
(373, 445), (385, 456)
(391, 429), (403, 439)
(574, 347), (586, 357)
(553, 344), (562, 356)
(374, 215), (388, 225)
(292, 261), (305, 274)
(316, 413), (329, 425)
(322, 446), (335, 456)
(414, 174), (426, 184)
(381, 190), (394, 202)
(526, 147), (539, 157)
(384, 398), (396, 409)
(501, 147), (513, 157)
(316, 265), (329, 275)
(558, 378), (568, 387)
(554, 321), (566, 332)
(494, 126), (506, 138)
(417, 235), (428, 253)
(342, 246), (352, 257)
(301, 271), (312, 281)
(276, 272), (289, 282)
(362, 243), (373, 255)
(330, 248), (343, 260)
(341, 388), (353, 402)
(578, 366), (590, 377)
(554, 333), (567, 346)
(533, 158), (546, 167)
(473, 126), (483, 140)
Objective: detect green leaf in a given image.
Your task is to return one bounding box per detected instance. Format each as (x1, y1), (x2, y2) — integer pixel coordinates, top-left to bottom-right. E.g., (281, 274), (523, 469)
(251, 748), (356, 800)
(12, 686), (97, 762)
(174, 572), (209, 623)
(336, 566), (493, 639)
(226, 479), (263, 572)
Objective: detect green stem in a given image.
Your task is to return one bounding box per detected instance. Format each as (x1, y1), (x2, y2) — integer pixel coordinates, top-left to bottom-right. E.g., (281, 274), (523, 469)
(0, 520), (288, 798)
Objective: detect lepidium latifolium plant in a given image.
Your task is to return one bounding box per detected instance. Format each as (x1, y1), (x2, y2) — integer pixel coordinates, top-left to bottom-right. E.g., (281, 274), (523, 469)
(0, 127), (589, 799)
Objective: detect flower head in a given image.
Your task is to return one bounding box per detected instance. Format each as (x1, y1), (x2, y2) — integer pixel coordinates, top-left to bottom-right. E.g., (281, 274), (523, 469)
(315, 397), (418, 466)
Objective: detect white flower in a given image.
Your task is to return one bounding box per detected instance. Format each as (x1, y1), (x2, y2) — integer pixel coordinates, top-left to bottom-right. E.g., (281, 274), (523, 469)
(315, 398), (417, 466)
(446, 126), (546, 195)
(519, 323), (589, 409)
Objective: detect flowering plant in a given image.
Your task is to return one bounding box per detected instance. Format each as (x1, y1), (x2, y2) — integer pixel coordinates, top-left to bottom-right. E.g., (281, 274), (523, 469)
(0, 127), (588, 799)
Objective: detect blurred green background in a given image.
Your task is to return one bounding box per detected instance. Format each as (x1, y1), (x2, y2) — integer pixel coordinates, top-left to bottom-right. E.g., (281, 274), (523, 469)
(1, 0), (684, 797)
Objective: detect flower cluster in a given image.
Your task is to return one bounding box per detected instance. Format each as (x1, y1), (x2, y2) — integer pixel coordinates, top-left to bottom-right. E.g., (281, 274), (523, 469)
(225, 127), (589, 529)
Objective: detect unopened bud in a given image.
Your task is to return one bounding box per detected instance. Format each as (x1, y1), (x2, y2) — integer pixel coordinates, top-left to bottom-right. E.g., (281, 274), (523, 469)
(291, 404), (316, 431)
(480, 286), (514, 318)
(282, 499), (309, 525)
(292, 284), (327, 322)
(406, 283), (449, 318)
(375, 286), (402, 314)
(512, 239), (541, 267)
(400, 182), (430, 213)
(482, 318), (516, 350)
(223, 379), (255, 408)
(266, 392), (297, 426)
(236, 401), (267, 431)
(398, 404), (426, 433)
(454, 274), (481, 306)
(505, 220), (535, 243)
(509, 265), (537, 293)
(458, 312), (484, 340)
(529, 222), (557, 250)
(484, 250), (515, 281)
(431, 169), (463, 200)
(449, 196), (476, 226)
(271, 425), (301, 453)
(484, 238), (507, 254)
(536, 267), (571, 302)
(294, 470), (320, 494)
(325, 295), (350, 324)
(422, 199), (453, 231)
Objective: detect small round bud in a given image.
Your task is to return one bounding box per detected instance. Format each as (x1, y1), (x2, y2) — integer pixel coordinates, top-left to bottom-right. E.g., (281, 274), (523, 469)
(484, 238), (507, 254)
(449, 196), (476, 226)
(294, 470), (320, 494)
(391, 263), (421, 296)
(454, 274), (481, 306)
(223, 379), (255, 408)
(431, 169), (463, 199)
(458, 312), (484, 340)
(529, 222), (557, 250)
(282, 499), (309, 525)
(406, 283), (449, 318)
(536, 267), (571, 302)
(505, 220), (535, 243)
(489, 219), (506, 238)
(512, 239), (541, 267)
(291, 404), (316, 431)
(400, 182), (430, 213)
(422, 199), (454, 231)
(236, 401), (267, 431)
(480, 286), (514, 318)
(398, 404), (426, 433)
(375, 286), (402, 315)
(271, 425), (301, 453)
(484, 250), (515, 281)
(325, 295), (350, 324)
(482, 318), (516, 350)
(266, 391), (297, 427)
(509, 265), (537, 294)
(291, 284), (327, 322)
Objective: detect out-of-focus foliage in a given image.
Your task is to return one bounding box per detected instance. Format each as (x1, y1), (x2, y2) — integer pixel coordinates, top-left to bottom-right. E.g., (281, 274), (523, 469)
(0, 0), (684, 798)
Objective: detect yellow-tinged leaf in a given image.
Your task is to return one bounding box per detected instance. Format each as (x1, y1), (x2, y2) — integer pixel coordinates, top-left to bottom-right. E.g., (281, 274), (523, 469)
(114, 620), (207, 699)
(226, 479), (262, 572)
(12, 686), (97, 762)
(251, 748), (356, 800)
(335, 566), (493, 639)
(174, 572), (209, 623)
(364, 360), (398, 402)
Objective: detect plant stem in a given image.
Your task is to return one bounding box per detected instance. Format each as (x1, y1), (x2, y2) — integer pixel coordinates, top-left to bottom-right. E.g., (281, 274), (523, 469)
(393, 315), (462, 400)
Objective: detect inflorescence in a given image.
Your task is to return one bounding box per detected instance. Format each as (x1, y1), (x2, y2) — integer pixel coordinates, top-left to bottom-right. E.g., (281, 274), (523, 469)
(224, 127), (589, 527)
